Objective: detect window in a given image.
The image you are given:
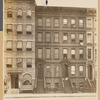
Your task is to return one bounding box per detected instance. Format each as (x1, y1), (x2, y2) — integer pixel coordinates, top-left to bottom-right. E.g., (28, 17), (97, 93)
(6, 58), (12, 68)
(26, 41), (32, 51)
(46, 48), (51, 59)
(87, 32), (92, 43)
(7, 8), (12, 18)
(46, 18), (51, 27)
(38, 49), (42, 58)
(46, 33), (51, 42)
(54, 48), (59, 59)
(17, 24), (22, 34)
(55, 66), (59, 77)
(79, 66), (84, 76)
(79, 19), (84, 27)
(38, 18), (43, 26)
(71, 33), (75, 43)
(63, 19), (68, 27)
(54, 33), (59, 42)
(46, 66), (51, 77)
(27, 9), (31, 18)
(17, 58), (23, 68)
(87, 18), (92, 28)
(37, 32), (42, 42)
(88, 49), (92, 59)
(47, 83), (51, 88)
(6, 41), (13, 50)
(71, 19), (76, 27)
(55, 83), (59, 88)
(79, 49), (84, 59)
(26, 25), (32, 34)
(17, 41), (23, 51)
(54, 18), (59, 27)
(71, 66), (75, 75)
(26, 58), (32, 68)
(79, 34), (84, 42)
(94, 33), (97, 43)
(71, 49), (75, 59)
(94, 18), (96, 28)
(95, 49), (97, 60)
(17, 9), (23, 18)
(63, 33), (68, 41)
(63, 49), (67, 59)
(7, 24), (12, 33)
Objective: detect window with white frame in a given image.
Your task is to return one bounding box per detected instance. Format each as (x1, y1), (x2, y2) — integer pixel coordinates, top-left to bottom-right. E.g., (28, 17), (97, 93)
(63, 19), (68, 26)
(17, 24), (22, 34)
(79, 33), (84, 42)
(87, 18), (92, 28)
(87, 32), (92, 43)
(6, 58), (12, 68)
(38, 18), (43, 26)
(54, 33), (59, 42)
(63, 49), (67, 59)
(46, 48), (51, 59)
(79, 19), (84, 27)
(17, 58), (23, 68)
(38, 48), (42, 58)
(71, 19), (76, 27)
(54, 48), (59, 59)
(88, 49), (92, 59)
(71, 33), (75, 43)
(26, 41), (32, 51)
(79, 49), (84, 59)
(37, 32), (42, 42)
(46, 18), (51, 27)
(71, 49), (75, 59)
(6, 41), (13, 50)
(63, 33), (68, 41)
(17, 9), (23, 18)
(55, 66), (59, 77)
(7, 8), (12, 18)
(26, 58), (32, 68)
(71, 66), (75, 75)
(27, 9), (31, 18)
(26, 25), (32, 34)
(46, 32), (51, 42)
(7, 24), (12, 33)
(79, 66), (84, 76)
(17, 41), (23, 51)
(54, 18), (59, 27)
(46, 66), (51, 77)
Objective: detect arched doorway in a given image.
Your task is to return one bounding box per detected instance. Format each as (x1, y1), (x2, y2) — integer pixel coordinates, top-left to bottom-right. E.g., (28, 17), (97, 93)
(38, 64), (43, 78)
(88, 65), (92, 80)
(63, 64), (68, 78)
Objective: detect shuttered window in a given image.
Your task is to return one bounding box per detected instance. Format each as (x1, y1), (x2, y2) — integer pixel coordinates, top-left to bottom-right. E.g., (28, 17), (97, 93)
(6, 41), (12, 50)
(17, 9), (23, 17)
(87, 33), (92, 43)
(26, 25), (32, 34)
(17, 41), (23, 50)
(26, 42), (32, 51)
(87, 18), (92, 28)
(17, 24), (22, 34)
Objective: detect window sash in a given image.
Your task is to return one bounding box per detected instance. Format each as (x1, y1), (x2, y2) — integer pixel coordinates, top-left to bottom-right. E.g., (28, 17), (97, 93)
(17, 58), (22, 64)
(54, 33), (59, 42)
(54, 19), (59, 27)
(54, 49), (59, 58)
(46, 18), (50, 26)
(88, 49), (91, 59)
(38, 18), (42, 26)
(46, 49), (51, 59)
(79, 49), (83, 54)
(87, 19), (92, 28)
(46, 33), (51, 42)
(27, 58), (32, 64)
(7, 24), (12, 29)
(71, 66), (75, 74)
(63, 19), (67, 25)
(87, 33), (92, 43)
(55, 66), (59, 77)
(79, 34), (83, 40)
(79, 19), (83, 27)
(71, 19), (75, 24)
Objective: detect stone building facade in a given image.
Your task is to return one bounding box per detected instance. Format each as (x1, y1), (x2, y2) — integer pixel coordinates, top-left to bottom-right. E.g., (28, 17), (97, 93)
(4, 0), (97, 94)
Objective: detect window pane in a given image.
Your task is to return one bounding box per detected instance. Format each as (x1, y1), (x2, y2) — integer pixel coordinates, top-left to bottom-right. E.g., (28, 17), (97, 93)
(71, 33), (75, 39)
(63, 49), (67, 54)
(26, 42), (32, 49)
(87, 33), (92, 43)
(46, 33), (51, 42)
(71, 49), (75, 54)
(46, 49), (51, 59)
(54, 33), (59, 42)
(38, 33), (42, 42)
(17, 41), (23, 49)
(79, 34), (83, 41)
(26, 25), (31, 32)
(38, 49), (42, 58)
(55, 66), (59, 77)
(79, 66), (83, 71)
(17, 25), (22, 32)
(6, 58), (12, 65)
(54, 48), (59, 58)
(87, 18), (92, 28)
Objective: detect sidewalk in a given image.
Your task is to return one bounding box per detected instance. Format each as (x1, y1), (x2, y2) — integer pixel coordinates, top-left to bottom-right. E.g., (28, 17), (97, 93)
(4, 93), (97, 98)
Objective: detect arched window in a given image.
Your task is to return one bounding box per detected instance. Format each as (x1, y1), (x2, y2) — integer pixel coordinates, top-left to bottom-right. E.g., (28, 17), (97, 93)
(17, 9), (23, 18)
(7, 8), (12, 18)
(27, 9), (32, 18)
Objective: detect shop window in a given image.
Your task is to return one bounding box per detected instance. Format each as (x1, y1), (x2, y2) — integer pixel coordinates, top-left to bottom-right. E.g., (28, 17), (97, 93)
(6, 58), (12, 68)
(6, 41), (13, 50)
(17, 58), (23, 68)
(17, 24), (22, 34)
(63, 49), (67, 59)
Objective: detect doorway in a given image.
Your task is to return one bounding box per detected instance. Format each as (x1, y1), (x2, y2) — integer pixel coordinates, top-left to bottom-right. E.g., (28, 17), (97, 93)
(38, 64), (43, 78)
(11, 75), (19, 89)
(88, 65), (92, 80)
(63, 64), (68, 78)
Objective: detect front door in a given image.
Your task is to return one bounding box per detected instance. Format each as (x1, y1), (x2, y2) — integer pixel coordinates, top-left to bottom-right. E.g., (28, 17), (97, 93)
(88, 65), (92, 80)
(38, 64), (43, 78)
(63, 64), (68, 78)
(11, 75), (19, 89)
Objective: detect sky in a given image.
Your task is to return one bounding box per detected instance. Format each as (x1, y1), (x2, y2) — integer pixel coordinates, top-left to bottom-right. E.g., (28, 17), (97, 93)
(36, 0), (98, 8)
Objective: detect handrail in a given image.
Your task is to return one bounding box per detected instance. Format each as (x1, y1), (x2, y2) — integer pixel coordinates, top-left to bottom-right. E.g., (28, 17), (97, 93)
(87, 78), (92, 88)
(69, 78), (74, 93)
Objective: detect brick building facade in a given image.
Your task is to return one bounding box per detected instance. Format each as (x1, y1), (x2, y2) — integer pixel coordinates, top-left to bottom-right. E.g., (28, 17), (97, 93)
(4, 0), (97, 94)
